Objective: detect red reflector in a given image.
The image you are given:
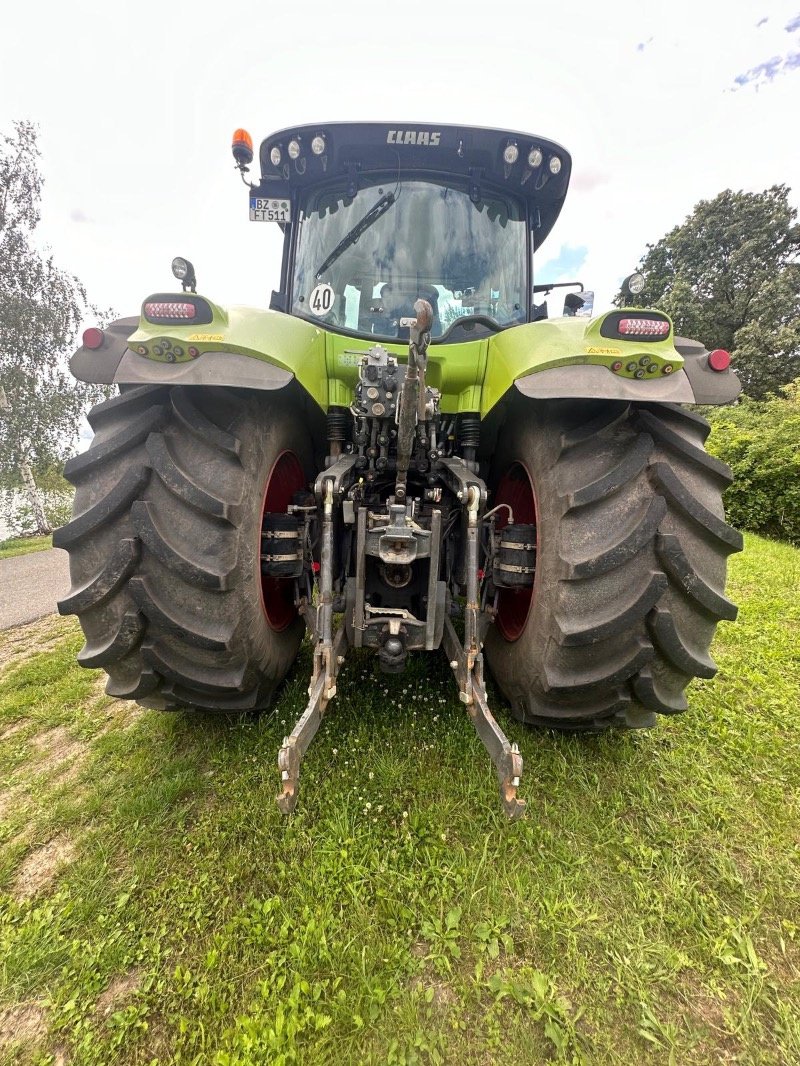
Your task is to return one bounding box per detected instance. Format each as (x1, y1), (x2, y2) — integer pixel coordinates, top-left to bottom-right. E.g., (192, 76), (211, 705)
(82, 327), (104, 349)
(618, 317), (670, 337)
(144, 302), (197, 320)
(708, 348), (731, 372)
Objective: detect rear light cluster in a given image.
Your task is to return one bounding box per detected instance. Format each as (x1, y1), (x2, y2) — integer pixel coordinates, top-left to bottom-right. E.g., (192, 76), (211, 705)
(144, 301), (197, 320)
(617, 317), (670, 337)
(610, 356), (675, 379)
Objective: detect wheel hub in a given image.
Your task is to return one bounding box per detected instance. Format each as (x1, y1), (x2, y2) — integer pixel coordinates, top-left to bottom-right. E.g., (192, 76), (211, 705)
(259, 450), (305, 631)
(494, 462), (538, 641)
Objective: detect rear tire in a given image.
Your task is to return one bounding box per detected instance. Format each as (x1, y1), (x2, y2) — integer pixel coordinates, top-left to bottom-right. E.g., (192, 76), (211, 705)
(54, 385), (312, 711)
(484, 400), (742, 730)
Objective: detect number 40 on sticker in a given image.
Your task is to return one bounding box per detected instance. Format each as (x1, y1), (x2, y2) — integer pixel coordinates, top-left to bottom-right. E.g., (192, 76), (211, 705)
(309, 283), (335, 316)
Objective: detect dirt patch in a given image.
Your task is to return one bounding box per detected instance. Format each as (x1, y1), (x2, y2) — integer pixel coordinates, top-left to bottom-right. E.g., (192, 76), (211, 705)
(0, 785), (26, 822)
(93, 698), (145, 738)
(0, 1001), (47, 1048)
(96, 971), (141, 1018)
(411, 976), (457, 1008)
(674, 978), (741, 1062)
(31, 726), (87, 779)
(0, 616), (73, 673)
(0, 720), (28, 742)
(13, 833), (77, 900)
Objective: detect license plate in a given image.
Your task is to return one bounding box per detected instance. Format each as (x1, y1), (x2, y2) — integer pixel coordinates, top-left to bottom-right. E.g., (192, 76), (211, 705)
(249, 197), (291, 222)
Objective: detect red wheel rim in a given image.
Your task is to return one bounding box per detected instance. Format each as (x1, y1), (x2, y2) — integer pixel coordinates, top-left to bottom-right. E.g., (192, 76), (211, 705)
(494, 461), (538, 642)
(259, 450), (305, 631)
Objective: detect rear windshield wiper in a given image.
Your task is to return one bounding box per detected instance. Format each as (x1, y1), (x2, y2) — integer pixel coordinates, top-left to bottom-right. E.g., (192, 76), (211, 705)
(314, 192), (396, 280)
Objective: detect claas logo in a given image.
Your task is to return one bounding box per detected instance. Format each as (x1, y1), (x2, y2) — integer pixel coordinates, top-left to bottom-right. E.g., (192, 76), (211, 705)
(386, 130), (441, 146)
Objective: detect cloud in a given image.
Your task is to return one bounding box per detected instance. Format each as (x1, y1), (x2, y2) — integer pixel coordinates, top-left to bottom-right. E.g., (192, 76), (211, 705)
(732, 53), (794, 89)
(732, 13), (800, 90)
(69, 208), (93, 224)
(538, 244), (588, 282)
(636, 36), (654, 52)
(757, 16), (769, 27)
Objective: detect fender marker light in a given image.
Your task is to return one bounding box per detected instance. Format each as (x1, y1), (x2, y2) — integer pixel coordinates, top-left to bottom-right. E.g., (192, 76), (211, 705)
(618, 317), (670, 337)
(82, 327), (104, 349)
(708, 349), (731, 372)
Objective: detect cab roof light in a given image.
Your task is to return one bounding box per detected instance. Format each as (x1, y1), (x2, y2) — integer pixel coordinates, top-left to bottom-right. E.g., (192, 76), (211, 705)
(503, 142), (519, 165)
(311, 134), (326, 156)
(618, 317), (670, 337)
(287, 138), (302, 160)
(270, 145), (282, 166)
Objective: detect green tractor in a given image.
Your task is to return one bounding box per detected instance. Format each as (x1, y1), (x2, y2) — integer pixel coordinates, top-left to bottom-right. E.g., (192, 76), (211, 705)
(55, 123), (742, 818)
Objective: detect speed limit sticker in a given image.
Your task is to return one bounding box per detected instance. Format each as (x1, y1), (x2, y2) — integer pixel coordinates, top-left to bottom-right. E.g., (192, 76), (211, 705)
(308, 283), (335, 316)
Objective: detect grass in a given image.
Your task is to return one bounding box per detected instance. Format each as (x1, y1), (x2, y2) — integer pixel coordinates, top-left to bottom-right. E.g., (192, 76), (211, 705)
(0, 532), (798, 1065)
(0, 536), (53, 561)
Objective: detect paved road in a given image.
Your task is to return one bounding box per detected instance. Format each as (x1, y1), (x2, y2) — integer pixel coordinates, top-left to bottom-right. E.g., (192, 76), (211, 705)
(0, 548), (71, 630)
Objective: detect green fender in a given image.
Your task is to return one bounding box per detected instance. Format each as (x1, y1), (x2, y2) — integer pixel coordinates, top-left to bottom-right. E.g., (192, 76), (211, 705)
(71, 300), (740, 415)
(71, 299), (330, 411)
(484, 311), (740, 412)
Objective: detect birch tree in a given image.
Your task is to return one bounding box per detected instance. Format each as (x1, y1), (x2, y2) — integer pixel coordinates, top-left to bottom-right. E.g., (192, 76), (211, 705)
(0, 120), (107, 533)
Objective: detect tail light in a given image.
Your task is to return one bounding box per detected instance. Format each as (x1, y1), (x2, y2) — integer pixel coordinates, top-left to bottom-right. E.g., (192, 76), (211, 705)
(618, 318), (671, 337)
(600, 311), (672, 342)
(144, 301), (197, 320)
(141, 294), (213, 325)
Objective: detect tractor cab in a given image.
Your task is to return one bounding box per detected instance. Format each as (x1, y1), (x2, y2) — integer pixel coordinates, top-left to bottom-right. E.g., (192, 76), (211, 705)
(238, 123), (572, 344)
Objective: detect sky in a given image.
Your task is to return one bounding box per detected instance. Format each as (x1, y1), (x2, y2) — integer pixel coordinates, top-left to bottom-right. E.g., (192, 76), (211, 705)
(2, 0), (799, 322)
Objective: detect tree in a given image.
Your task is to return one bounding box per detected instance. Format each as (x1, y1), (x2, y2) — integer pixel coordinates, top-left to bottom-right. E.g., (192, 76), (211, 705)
(622, 186), (800, 399)
(0, 120), (108, 533)
(704, 377), (800, 546)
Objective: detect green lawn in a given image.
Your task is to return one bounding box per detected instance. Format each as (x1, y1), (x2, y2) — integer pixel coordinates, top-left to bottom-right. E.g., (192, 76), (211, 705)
(0, 536), (53, 561)
(0, 533), (798, 1065)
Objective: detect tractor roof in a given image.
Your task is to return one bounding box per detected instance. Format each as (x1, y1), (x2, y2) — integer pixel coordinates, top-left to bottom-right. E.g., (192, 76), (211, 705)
(256, 122), (571, 250)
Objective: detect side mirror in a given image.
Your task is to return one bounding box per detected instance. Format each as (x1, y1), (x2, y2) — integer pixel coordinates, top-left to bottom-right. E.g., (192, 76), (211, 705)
(564, 290), (594, 317)
(563, 291), (595, 317)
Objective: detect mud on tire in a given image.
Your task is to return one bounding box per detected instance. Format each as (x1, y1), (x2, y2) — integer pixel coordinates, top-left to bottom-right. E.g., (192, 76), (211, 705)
(484, 399), (743, 730)
(54, 385), (312, 711)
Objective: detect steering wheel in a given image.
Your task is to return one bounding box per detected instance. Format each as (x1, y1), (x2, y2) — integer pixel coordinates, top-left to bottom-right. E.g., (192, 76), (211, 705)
(438, 314), (503, 341)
